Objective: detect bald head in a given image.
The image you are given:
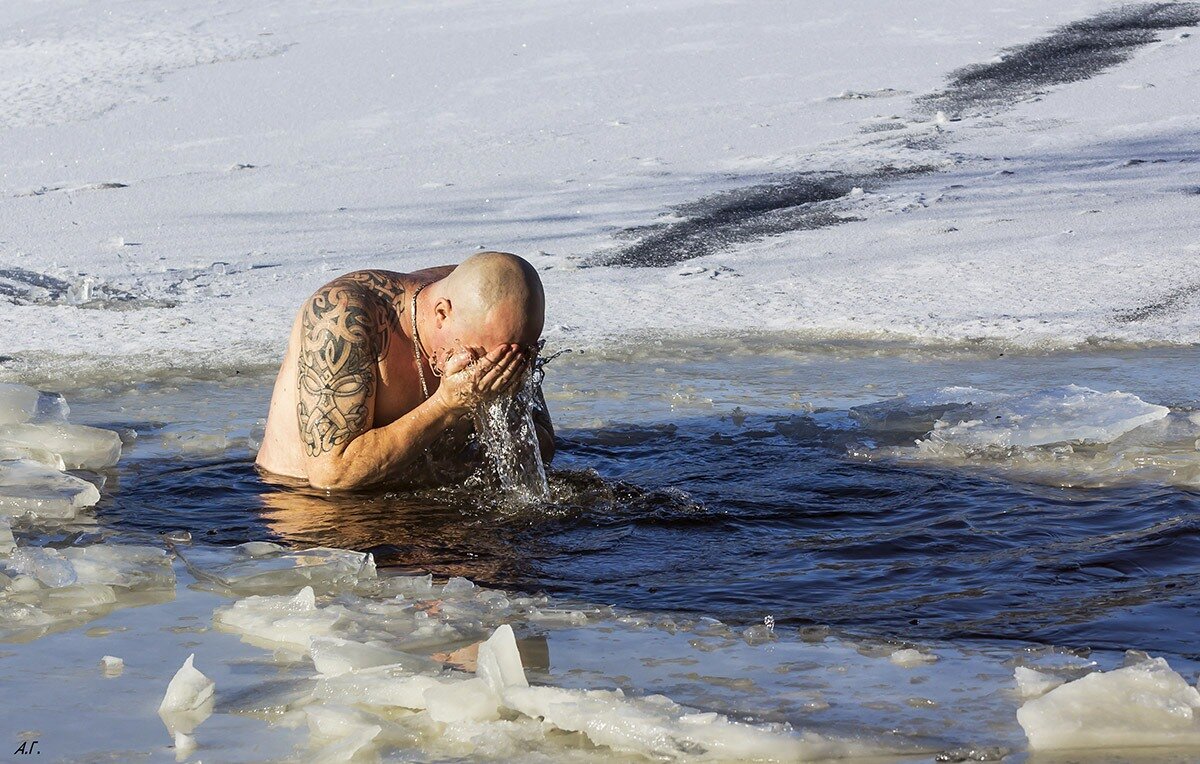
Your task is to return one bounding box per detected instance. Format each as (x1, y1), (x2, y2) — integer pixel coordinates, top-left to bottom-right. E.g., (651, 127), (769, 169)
(436, 252), (545, 349)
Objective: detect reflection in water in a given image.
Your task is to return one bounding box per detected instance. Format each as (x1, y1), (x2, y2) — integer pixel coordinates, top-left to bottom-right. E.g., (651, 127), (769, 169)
(253, 464), (703, 589)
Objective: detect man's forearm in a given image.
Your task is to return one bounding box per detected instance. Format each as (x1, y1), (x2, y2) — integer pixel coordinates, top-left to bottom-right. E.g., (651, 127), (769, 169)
(310, 398), (461, 489)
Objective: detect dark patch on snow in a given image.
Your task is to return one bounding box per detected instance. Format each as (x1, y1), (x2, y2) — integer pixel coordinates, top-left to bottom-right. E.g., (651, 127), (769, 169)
(1113, 279), (1200, 322)
(860, 121), (908, 134)
(592, 165), (929, 268)
(597, 4), (1200, 269)
(918, 2), (1200, 118)
(14, 181), (128, 197)
(0, 266), (174, 309)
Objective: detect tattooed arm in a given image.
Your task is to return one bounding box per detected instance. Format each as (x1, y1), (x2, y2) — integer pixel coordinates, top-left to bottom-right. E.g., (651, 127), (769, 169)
(296, 282), (458, 489)
(296, 280), (529, 489)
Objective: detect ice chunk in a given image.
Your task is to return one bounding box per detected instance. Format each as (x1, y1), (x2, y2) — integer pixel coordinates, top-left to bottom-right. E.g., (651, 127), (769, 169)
(441, 576), (475, 597)
(63, 544), (174, 589)
(476, 624), (528, 693)
(379, 573), (433, 597)
(1018, 657), (1200, 749)
(101, 655), (124, 676)
(1, 543), (172, 626)
(527, 607), (588, 626)
(0, 459), (100, 519)
(238, 541), (288, 557)
(305, 704), (381, 740)
(850, 387), (1009, 432)
(308, 721), (381, 764)
(425, 677), (502, 723)
(312, 666), (451, 710)
(33, 392), (70, 424)
(0, 444), (65, 469)
(158, 654), (215, 736)
(309, 636), (440, 677)
(502, 685), (865, 760)
(214, 586), (341, 651)
(0, 518), (13, 555)
(304, 706), (386, 763)
(0, 423), (122, 469)
(184, 546), (376, 595)
(45, 583), (117, 609)
(4, 547), (77, 587)
(1014, 666), (1063, 698)
(0, 601), (53, 632)
(930, 385), (1169, 448)
(889, 648), (937, 667)
(0, 383), (39, 425)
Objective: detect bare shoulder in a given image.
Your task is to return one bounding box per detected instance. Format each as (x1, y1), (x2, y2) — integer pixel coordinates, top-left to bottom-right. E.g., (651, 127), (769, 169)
(318, 269), (407, 304)
(409, 264), (458, 284)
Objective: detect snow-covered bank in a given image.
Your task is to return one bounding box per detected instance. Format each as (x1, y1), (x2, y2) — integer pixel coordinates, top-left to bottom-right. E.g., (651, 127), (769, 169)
(1, 0), (1198, 381)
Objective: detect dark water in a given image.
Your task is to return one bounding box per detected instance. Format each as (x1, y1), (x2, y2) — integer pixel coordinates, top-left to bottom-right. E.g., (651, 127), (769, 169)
(81, 344), (1200, 663)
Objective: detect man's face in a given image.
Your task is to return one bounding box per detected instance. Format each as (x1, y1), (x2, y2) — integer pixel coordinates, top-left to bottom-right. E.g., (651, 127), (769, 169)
(429, 309), (538, 377)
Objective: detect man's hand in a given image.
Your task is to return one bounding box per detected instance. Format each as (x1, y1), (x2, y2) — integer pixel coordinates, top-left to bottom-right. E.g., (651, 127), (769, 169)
(433, 344), (527, 414)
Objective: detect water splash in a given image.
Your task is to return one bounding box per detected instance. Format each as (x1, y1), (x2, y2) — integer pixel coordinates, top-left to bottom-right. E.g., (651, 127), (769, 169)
(474, 370), (549, 505)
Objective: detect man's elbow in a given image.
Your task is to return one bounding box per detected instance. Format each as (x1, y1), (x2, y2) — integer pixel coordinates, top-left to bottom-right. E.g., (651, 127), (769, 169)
(306, 454), (369, 491)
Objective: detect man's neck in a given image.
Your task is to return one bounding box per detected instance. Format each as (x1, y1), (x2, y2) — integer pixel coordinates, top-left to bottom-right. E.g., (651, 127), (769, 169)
(411, 280), (436, 362)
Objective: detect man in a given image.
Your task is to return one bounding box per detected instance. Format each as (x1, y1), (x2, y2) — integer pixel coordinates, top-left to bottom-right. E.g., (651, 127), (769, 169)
(255, 251), (553, 490)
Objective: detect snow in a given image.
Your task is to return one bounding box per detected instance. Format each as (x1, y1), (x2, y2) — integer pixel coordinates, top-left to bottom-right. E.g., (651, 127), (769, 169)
(0, 1), (1197, 383)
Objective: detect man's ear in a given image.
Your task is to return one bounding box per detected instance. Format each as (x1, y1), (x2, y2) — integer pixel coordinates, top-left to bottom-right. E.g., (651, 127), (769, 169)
(434, 297), (451, 329)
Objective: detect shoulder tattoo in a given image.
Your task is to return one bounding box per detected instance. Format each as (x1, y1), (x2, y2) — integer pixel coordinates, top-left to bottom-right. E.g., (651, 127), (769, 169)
(296, 280), (402, 456)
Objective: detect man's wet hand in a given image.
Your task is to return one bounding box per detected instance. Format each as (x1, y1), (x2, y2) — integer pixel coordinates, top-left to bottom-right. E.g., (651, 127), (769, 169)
(433, 344), (526, 414)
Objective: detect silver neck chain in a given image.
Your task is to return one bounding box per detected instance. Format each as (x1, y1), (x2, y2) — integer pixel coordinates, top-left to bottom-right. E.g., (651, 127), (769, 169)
(411, 282), (431, 401)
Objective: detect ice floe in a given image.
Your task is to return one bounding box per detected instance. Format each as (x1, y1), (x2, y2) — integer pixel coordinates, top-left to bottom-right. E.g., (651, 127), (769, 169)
(0, 386), (123, 523)
(850, 385), (1197, 487)
(0, 383), (40, 425)
(925, 385), (1169, 449)
(206, 569), (906, 762)
(0, 423), (122, 470)
(1017, 656), (1200, 750)
(0, 459), (100, 518)
(179, 542), (377, 596)
(849, 386), (1008, 433)
(0, 543), (175, 640)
